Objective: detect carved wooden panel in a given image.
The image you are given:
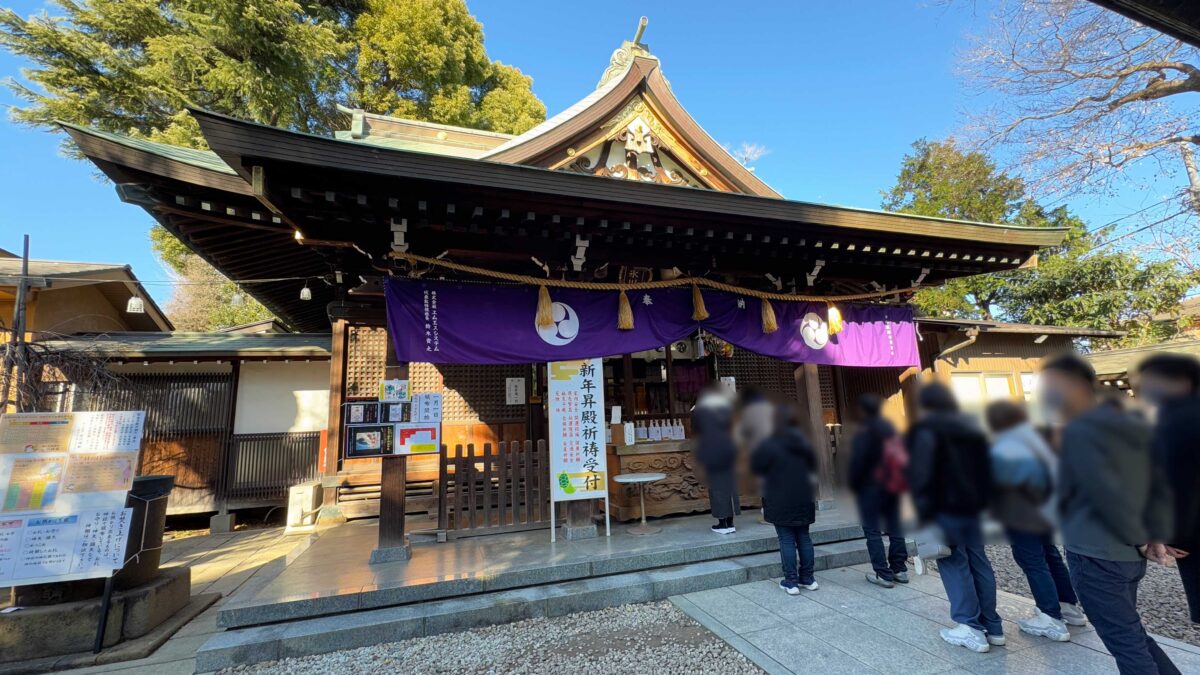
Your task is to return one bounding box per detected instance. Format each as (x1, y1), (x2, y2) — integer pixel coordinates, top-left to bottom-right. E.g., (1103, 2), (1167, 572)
(345, 326), (388, 398)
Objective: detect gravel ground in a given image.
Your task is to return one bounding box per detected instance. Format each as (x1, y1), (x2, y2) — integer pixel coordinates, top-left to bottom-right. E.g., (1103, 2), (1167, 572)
(220, 601), (762, 675)
(934, 544), (1198, 647)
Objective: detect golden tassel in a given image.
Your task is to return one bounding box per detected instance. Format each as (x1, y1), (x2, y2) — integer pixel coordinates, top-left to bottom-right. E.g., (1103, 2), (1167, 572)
(691, 284), (709, 321)
(827, 304), (844, 335)
(761, 298), (778, 334)
(617, 289), (634, 330)
(536, 285), (554, 329)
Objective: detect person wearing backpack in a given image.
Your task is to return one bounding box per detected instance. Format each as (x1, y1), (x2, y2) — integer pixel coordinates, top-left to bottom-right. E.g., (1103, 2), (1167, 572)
(907, 383), (1001, 653)
(849, 393), (909, 588)
(985, 400), (1084, 643)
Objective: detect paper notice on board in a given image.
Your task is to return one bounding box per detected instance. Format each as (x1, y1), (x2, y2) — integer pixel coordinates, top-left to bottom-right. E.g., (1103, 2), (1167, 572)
(63, 454), (136, 494)
(0, 414), (73, 454)
(68, 411), (145, 453)
(2, 456), (66, 513)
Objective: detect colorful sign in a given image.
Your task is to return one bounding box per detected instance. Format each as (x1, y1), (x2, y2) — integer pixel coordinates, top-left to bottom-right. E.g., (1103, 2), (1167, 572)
(386, 279), (920, 367)
(394, 422), (440, 455)
(548, 358), (607, 501)
(379, 379), (410, 402)
(0, 411), (143, 587)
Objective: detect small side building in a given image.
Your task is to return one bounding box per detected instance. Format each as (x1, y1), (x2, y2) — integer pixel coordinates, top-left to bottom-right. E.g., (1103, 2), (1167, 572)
(39, 331), (331, 516)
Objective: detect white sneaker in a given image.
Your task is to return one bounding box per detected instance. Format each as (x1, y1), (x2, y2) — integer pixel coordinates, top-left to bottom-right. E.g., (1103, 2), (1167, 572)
(1019, 610), (1071, 642)
(799, 580), (819, 591)
(1059, 602), (1087, 627)
(914, 556), (927, 576)
(779, 581), (801, 596)
(986, 634), (1006, 647)
(940, 624), (990, 653)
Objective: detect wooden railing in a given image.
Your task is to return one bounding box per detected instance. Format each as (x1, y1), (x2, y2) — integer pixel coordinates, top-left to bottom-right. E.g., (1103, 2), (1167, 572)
(437, 441), (550, 538)
(225, 431), (322, 503)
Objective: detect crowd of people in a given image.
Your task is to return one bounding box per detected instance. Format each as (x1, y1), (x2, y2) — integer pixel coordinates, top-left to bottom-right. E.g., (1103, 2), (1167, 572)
(691, 352), (1199, 675)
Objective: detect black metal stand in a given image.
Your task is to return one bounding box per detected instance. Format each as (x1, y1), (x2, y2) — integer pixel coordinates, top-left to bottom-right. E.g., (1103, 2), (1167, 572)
(92, 575), (115, 654)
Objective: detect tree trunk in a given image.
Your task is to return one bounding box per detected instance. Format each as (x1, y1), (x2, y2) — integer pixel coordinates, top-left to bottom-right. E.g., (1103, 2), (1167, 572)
(1180, 143), (1200, 214)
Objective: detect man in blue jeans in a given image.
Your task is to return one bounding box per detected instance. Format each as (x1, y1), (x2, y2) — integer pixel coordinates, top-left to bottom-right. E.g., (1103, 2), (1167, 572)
(985, 400), (1086, 641)
(1041, 354), (1179, 675)
(849, 394), (908, 588)
(908, 383), (1000, 653)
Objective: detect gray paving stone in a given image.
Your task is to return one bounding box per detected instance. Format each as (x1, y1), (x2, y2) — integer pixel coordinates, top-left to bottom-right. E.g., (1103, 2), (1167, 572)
(894, 594), (958, 628)
(645, 558), (748, 596)
(801, 611), (958, 673)
(816, 566), (927, 604)
(841, 603), (1011, 667)
(1160, 644), (1200, 673)
(963, 651), (1068, 675)
(668, 595), (736, 639)
(277, 605), (424, 658)
(684, 586), (786, 634)
(481, 560), (591, 591)
(723, 633), (795, 675)
(743, 625), (879, 674)
(218, 585), (363, 627)
(359, 574), (484, 609)
(1018, 641), (1120, 674)
(421, 592), (530, 636)
(730, 579), (836, 622)
(194, 623), (286, 672)
(801, 575), (886, 614)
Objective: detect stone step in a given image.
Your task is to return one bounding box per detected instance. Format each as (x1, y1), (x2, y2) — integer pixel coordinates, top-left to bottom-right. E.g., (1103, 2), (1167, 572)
(196, 538), (869, 672)
(217, 521), (864, 629)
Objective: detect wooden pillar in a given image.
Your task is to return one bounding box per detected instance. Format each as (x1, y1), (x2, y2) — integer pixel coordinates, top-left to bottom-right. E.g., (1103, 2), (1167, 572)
(794, 364), (834, 500)
(322, 320), (348, 504)
(370, 454), (410, 562)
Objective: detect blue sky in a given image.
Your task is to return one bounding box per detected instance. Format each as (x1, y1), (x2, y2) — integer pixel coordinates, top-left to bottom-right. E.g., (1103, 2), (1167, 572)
(0, 1), (1166, 304)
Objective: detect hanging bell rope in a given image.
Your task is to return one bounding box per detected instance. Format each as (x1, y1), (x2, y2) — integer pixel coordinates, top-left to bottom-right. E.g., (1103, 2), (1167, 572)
(617, 289), (634, 330)
(761, 298), (778, 334)
(691, 284), (710, 321)
(536, 285), (554, 329)
(388, 251), (916, 303)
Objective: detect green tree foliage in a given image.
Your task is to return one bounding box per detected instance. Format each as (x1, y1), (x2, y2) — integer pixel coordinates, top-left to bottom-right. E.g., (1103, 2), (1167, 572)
(352, 0), (544, 134)
(884, 139), (1197, 347)
(2, 0), (544, 327)
(166, 256), (274, 331)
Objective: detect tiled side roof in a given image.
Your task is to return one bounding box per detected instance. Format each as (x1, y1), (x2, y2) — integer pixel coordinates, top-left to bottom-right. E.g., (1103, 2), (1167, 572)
(39, 332), (331, 358)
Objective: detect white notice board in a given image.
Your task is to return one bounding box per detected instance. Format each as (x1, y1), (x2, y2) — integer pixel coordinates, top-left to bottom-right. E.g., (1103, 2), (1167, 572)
(547, 359), (606, 501)
(0, 411), (143, 587)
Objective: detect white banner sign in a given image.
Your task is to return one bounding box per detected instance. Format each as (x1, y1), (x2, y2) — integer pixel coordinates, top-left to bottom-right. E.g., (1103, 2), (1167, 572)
(0, 411), (144, 587)
(548, 359), (606, 501)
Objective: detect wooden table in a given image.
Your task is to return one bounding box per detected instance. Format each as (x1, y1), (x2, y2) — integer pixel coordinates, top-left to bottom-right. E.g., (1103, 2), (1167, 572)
(613, 472), (667, 535)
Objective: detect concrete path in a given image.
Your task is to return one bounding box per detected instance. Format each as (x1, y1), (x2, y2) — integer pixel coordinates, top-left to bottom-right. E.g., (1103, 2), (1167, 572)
(57, 527), (305, 675)
(672, 561), (1200, 674)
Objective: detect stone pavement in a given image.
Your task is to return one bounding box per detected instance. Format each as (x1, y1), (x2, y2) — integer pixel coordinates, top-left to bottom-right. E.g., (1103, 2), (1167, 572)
(671, 561), (1200, 674)
(56, 527), (306, 675)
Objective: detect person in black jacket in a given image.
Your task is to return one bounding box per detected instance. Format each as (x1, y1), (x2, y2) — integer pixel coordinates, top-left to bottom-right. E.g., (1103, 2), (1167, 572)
(849, 393), (908, 589)
(1137, 353), (1200, 629)
(693, 386), (740, 534)
(752, 403), (819, 595)
(907, 382), (1001, 654)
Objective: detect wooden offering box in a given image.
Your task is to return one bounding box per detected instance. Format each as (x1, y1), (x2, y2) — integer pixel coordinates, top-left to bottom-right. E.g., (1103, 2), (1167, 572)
(605, 439), (760, 521)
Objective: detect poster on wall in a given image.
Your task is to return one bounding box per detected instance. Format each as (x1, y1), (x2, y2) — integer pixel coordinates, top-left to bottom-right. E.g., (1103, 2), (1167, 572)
(547, 358), (607, 501)
(345, 402), (379, 424)
(379, 379), (410, 402)
(412, 393), (443, 423)
(394, 422), (440, 455)
(381, 402), (411, 423)
(344, 424), (393, 458)
(0, 411), (143, 587)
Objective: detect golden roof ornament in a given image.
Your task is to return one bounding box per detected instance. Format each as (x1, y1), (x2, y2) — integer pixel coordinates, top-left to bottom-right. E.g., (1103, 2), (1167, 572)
(597, 16), (655, 89)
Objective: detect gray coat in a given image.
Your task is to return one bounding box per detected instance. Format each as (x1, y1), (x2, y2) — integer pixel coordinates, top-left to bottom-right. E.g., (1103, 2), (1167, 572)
(1058, 406), (1173, 562)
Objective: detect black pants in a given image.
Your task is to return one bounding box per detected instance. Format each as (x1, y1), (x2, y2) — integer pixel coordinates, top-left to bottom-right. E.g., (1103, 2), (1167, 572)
(856, 486), (907, 581)
(1179, 551), (1200, 625)
(1066, 552), (1180, 675)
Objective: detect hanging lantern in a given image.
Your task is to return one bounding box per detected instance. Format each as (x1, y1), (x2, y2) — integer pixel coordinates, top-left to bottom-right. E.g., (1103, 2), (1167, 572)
(300, 282), (312, 301)
(125, 296), (145, 314)
(827, 304), (844, 335)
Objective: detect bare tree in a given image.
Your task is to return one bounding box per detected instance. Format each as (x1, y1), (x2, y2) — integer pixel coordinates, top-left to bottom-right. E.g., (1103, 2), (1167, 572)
(961, 0), (1200, 269)
(725, 142), (770, 170)
(1, 328), (123, 412)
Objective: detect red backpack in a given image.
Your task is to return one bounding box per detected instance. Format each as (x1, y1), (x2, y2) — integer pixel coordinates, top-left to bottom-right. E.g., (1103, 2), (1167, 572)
(875, 434), (909, 495)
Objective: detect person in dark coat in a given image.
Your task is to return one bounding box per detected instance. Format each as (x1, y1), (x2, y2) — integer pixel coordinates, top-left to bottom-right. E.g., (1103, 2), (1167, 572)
(1137, 353), (1200, 629)
(1045, 353), (1178, 675)
(752, 403), (819, 594)
(907, 382), (1000, 654)
(693, 386), (740, 534)
(849, 393), (908, 589)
